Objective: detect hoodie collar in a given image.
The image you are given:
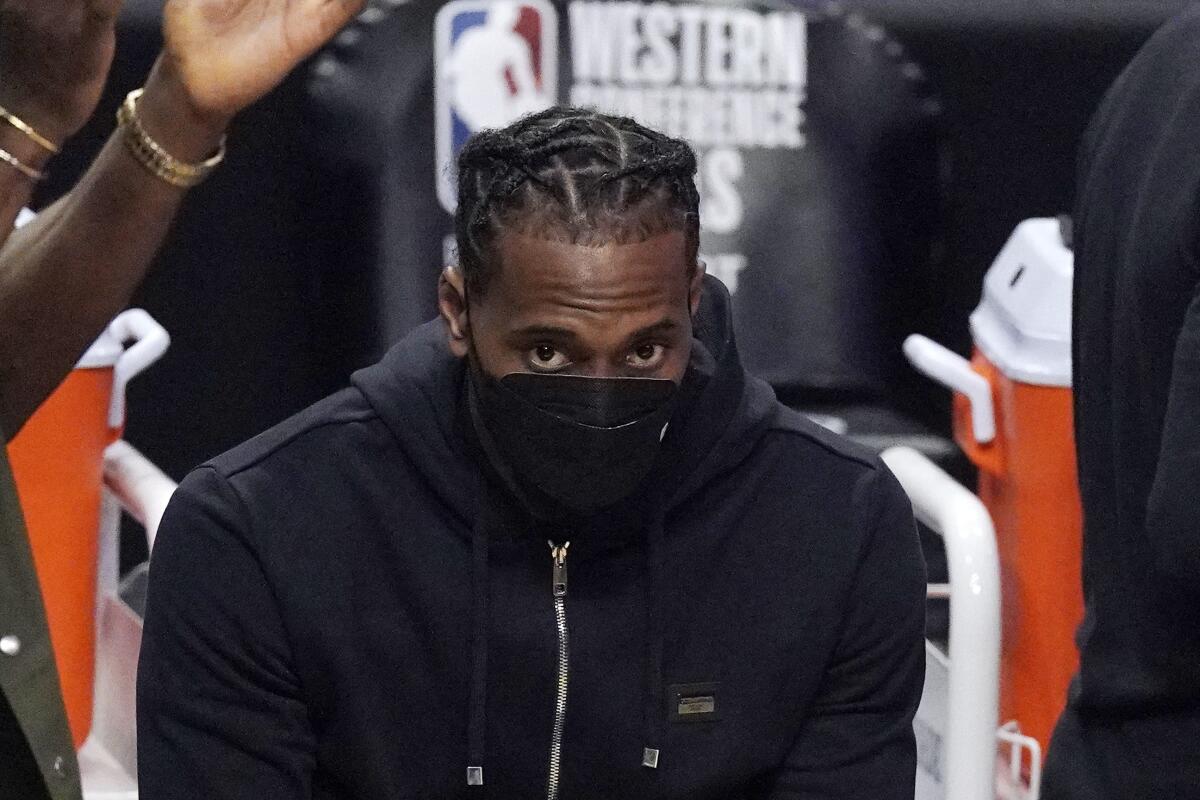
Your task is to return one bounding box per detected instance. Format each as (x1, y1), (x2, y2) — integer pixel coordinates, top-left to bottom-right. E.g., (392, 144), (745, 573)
(351, 274), (777, 534)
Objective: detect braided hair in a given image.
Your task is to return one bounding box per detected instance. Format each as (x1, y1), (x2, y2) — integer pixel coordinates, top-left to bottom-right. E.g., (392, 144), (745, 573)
(454, 106), (701, 295)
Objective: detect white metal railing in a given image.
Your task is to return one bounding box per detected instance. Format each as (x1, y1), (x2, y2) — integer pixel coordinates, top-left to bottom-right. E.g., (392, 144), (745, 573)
(102, 440), (176, 550)
(80, 441), (177, 800)
(996, 721), (1042, 800)
(882, 446), (1001, 800)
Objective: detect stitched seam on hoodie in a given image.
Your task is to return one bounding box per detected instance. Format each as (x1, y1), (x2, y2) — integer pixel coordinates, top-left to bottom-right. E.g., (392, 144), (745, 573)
(207, 403), (379, 478)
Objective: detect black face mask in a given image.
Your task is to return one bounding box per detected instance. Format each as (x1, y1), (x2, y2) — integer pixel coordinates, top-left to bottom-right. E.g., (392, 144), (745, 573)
(467, 364), (679, 516)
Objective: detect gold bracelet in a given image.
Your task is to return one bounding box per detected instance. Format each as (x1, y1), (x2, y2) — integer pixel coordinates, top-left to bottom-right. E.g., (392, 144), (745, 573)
(116, 89), (226, 188)
(0, 105), (59, 154)
(0, 147), (45, 181)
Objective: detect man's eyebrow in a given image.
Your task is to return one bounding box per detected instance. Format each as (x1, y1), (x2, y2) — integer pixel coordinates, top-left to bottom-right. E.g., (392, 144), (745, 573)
(508, 324), (581, 342)
(625, 319), (679, 342)
(507, 319), (679, 344)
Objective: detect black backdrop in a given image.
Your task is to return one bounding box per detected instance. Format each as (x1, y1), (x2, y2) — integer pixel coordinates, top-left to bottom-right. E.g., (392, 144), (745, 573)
(32, 0), (1191, 569)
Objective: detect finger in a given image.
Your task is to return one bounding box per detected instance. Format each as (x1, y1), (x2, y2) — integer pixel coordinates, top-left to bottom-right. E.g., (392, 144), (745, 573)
(292, 0), (367, 57)
(314, 0), (368, 36)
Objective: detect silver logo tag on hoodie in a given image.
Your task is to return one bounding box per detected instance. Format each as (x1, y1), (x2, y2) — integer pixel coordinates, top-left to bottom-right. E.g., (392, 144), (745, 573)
(668, 682), (721, 723)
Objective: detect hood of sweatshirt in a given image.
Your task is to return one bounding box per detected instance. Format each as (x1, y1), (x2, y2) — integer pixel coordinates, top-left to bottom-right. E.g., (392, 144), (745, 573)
(351, 273), (778, 537)
(350, 274), (779, 785)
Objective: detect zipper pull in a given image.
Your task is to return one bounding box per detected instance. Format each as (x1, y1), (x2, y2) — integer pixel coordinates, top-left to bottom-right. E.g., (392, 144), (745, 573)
(548, 541), (570, 597)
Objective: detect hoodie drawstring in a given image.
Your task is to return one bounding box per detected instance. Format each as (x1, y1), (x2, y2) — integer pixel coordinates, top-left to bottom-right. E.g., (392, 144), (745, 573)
(465, 499), (672, 787)
(641, 512), (668, 774)
(467, 519), (489, 788)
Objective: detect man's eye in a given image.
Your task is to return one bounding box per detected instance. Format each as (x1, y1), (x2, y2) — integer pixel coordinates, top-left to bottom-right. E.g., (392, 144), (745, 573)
(529, 345), (570, 371)
(627, 343), (666, 369)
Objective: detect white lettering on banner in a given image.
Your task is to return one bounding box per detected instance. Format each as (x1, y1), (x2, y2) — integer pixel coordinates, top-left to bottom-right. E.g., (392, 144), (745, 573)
(678, 5), (704, 85)
(697, 148), (744, 235)
(569, 2), (805, 90)
(567, 1), (808, 297)
(569, 85), (805, 148)
(641, 4), (678, 84)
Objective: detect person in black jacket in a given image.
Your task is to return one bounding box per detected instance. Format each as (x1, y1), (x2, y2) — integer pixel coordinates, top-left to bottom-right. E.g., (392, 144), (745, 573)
(136, 108), (926, 800)
(1041, 7), (1200, 799)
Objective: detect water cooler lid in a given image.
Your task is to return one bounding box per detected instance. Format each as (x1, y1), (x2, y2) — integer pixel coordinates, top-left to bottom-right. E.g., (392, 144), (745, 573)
(969, 217), (1073, 388)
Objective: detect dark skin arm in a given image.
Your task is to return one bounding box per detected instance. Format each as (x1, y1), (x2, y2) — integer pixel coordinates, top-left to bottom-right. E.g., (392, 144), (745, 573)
(0, 62), (226, 440)
(0, 0), (365, 439)
(0, 0), (121, 239)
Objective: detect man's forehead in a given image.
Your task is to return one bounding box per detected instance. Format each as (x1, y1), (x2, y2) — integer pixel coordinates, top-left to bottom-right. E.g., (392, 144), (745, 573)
(490, 230), (690, 306)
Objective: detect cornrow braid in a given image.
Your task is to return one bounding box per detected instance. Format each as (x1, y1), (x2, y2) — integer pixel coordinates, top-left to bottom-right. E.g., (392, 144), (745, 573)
(454, 106), (700, 295)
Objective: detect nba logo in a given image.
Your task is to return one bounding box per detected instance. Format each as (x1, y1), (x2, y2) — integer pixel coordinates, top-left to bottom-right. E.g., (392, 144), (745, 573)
(435, 0), (559, 213)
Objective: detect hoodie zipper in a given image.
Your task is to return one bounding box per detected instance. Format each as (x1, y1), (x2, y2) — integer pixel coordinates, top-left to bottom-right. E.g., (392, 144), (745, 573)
(547, 541), (571, 800)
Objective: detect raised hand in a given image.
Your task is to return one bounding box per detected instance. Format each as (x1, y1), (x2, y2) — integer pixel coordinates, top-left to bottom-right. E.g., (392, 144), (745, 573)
(160, 0), (367, 127)
(0, 0), (124, 146)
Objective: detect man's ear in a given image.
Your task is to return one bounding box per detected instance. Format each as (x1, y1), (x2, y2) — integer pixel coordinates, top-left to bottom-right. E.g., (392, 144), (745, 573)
(438, 265), (471, 358)
(689, 260), (707, 318)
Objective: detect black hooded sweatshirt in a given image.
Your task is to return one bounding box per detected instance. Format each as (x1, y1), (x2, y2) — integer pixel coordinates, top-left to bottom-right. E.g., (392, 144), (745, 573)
(136, 278), (925, 800)
(1042, 7), (1200, 798)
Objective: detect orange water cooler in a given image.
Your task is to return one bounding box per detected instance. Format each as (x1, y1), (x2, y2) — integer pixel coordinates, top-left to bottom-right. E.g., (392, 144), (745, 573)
(905, 217), (1083, 755)
(7, 309), (169, 747)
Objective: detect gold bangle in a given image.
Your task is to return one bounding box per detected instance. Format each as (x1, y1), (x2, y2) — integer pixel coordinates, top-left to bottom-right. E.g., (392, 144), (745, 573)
(116, 89), (226, 188)
(0, 105), (59, 154)
(0, 147), (45, 181)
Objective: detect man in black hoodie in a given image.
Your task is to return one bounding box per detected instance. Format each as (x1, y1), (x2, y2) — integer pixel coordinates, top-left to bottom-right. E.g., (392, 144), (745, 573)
(136, 108), (926, 800)
(1041, 7), (1200, 799)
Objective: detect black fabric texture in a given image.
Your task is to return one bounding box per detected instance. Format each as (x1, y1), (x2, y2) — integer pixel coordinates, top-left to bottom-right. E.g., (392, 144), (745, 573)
(488, 373), (677, 429)
(468, 370), (677, 516)
(1043, 6), (1200, 798)
(136, 276), (926, 799)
